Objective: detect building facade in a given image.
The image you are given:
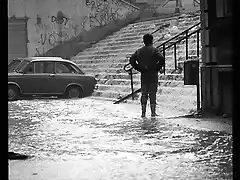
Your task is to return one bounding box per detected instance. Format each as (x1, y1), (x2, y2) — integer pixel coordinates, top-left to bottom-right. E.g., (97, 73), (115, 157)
(200, 0), (232, 115)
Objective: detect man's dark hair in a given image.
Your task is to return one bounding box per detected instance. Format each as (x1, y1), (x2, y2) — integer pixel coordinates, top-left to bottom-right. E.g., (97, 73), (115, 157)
(143, 34), (153, 45)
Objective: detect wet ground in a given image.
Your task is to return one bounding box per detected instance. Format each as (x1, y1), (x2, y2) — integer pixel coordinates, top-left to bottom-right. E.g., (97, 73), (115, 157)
(8, 98), (232, 180)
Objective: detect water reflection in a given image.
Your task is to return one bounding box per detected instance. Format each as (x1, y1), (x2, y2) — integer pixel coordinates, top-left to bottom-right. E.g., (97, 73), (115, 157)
(8, 98), (232, 179)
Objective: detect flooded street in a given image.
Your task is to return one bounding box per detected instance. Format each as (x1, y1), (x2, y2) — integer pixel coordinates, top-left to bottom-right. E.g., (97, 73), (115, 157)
(8, 98), (232, 180)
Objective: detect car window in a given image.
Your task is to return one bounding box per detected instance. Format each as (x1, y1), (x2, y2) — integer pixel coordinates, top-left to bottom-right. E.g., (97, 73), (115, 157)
(71, 64), (84, 74)
(34, 62), (44, 73)
(44, 62), (54, 73)
(32, 62), (55, 73)
(24, 63), (34, 74)
(15, 60), (30, 72)
(56, 62), (77, 74)
(8, 60), (21, 72)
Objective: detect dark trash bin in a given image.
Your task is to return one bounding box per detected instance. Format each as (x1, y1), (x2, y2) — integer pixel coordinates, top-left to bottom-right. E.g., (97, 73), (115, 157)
(184, 59), (199, 85)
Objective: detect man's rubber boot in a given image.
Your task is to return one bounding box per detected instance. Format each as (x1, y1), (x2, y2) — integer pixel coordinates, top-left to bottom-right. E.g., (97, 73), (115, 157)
(141, 104), (147, 118)
(150, 104), (157, 118)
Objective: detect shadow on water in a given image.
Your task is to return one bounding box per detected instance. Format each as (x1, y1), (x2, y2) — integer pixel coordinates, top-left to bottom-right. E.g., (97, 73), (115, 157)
(140, 118), (160, 134)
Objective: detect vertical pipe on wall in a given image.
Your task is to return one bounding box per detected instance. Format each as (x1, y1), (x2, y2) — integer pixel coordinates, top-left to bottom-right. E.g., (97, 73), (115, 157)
(196, 62), (200, 111)
(25, 17), (29, 57)
(197, 31), (200, 57)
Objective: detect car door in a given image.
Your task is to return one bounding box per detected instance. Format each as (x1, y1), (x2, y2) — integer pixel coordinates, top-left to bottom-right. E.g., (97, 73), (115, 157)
(45, 61), (79, 94)
(37, 61), (60, 94)
(19, 62), (49, 94)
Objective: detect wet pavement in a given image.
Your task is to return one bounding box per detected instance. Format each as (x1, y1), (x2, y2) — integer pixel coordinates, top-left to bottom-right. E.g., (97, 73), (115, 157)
(8, 98), (232, 180)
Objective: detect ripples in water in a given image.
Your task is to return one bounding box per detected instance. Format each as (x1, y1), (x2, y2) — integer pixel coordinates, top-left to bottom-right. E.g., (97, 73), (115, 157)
(8, 99), (232, 179)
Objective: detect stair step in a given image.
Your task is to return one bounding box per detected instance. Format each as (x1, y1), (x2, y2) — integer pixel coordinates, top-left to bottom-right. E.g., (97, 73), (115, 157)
(97, 79), (187, 87)
(77, 62), (126, 69)
(111, 22), (198, 35)
(75, 56), (200, 69)
(73, 49), (201, 61)
(100, 22), (199, 41)
(94, 73), (184, 81)
(76, 61), (184, 69)
(73, 49), (135, 57)
(93, 40), (142, 47)
(77, 41), (201, 54)
(100, 44), (142, 51)
(156, 34), (201, 45)
(92, 90), (197, 102)
(129, 15), (199, 27)
(74, 45), (201, 58)
(88, 35), (201, 50)
(110, 20), (182, 35)
(106, 36), (143, 42)
(96, 30), (200, 47)
(74, 54), (124, 61)
(82, 67), (184, 74)
(76, 61), (186, 70)
(96, 84), (196, 96)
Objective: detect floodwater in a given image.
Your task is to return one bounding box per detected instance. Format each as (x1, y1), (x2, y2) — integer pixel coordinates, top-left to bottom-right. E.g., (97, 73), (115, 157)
(8, 98), (232, 180)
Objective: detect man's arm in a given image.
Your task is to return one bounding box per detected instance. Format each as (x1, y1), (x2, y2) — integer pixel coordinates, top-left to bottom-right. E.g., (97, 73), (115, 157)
(129, 51), (140, 71)
(155, 49), (165, 72)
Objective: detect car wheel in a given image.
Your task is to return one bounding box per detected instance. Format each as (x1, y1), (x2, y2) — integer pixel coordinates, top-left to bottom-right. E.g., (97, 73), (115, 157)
(66, 86), (82, 99)
(8, 85), (20, 101)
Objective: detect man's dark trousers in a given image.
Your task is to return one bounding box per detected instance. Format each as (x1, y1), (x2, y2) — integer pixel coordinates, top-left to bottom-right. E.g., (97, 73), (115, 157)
(140, 72), (158, 117)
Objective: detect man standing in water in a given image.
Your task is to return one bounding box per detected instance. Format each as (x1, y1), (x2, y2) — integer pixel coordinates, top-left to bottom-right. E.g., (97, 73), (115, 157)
(130, 34), (164, 118)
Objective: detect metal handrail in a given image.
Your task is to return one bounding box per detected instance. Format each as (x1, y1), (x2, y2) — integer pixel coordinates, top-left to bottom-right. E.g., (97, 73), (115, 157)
(118, 0), (140, 10)
(124, 22), (201, 73)
(145, 16), (200, 41)
(151, 23), (171, 35)
(194, 0), (200, 5)
(155, 22), (201, 46)
(157, 28), (201, 50)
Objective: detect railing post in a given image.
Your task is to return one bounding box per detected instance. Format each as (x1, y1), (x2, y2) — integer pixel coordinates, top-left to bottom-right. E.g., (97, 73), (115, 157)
(174, 44), (177, 70)
(196, 30), (200, 111)
(129, 69), (134, 100)
(197, 30), (200, 57)
(197, 78), (200, 110)
(186, 31), (188, 60)
(163, 44), (166, 74)
(196, 60), (200, 111)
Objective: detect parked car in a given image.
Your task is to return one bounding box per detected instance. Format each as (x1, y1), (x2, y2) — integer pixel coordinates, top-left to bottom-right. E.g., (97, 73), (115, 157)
(8, 57), (98, 101)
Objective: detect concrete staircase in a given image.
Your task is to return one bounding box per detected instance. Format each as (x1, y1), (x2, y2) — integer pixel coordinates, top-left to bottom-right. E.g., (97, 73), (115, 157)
(72, 12), (201, 114)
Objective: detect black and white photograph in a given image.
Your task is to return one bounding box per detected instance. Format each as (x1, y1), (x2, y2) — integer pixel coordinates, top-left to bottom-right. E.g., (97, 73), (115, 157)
(8, 0), (233, 179)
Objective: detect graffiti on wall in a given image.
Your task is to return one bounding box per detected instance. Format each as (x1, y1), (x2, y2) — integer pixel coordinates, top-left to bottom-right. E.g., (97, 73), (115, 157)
(51, 15), (69, 25)
(34, 0), (137, 56)
(82, 0), (136, 29)
(34, 12), (80, 56)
